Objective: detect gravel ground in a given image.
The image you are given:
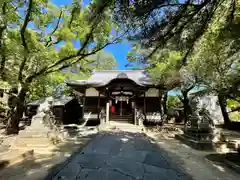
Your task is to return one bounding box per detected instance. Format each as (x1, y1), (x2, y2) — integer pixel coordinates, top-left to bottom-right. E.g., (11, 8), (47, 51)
(148, 131), (240, 180)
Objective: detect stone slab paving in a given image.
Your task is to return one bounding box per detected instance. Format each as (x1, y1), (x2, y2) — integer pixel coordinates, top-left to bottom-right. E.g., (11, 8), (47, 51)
(51, 131), (191, 180)
(50, 129), (240, 180)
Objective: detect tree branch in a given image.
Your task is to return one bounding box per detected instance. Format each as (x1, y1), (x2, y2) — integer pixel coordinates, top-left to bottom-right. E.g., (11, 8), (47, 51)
(18, 0), (33, 82)
(178, 0), (220, 67)
(20, 0), (33, 53)
(227, 0), (236, 24)
(186, 85), (195, 93)
(45, 10), (63, 47)
(143, 0), (216, 61)
(0, 2), (7, 79)
(77, 24), (96, 55)
(177, 95), (184, 103)
(26, 1), (122, 82)
(76, 0), (111, 55)
(44, 39), (119, 75)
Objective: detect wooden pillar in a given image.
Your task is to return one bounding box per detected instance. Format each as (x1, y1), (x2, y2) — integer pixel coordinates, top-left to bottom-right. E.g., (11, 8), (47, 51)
(158, 89), (163, 114)
(82, 88), (86, 119)
(97, 91), (100, 121)
(144, 91), (147, 122)
(133, 98), (137, 125)
(105, 87), (110, 123)
(106, 102), (110, 123)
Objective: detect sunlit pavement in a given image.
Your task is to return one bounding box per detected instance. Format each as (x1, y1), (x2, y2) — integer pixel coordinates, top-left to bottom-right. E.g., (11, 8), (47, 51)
(49, 129), (240, 180)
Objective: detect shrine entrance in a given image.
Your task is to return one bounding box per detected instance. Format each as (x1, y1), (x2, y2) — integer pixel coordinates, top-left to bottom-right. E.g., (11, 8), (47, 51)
(109, 91), (134, 123)
(113, 100), (132, 116)
(105, 75), (140, 124)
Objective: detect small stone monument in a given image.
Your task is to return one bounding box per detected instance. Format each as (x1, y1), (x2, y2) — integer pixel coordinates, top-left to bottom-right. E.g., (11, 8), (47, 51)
(11, 97), (64, 153)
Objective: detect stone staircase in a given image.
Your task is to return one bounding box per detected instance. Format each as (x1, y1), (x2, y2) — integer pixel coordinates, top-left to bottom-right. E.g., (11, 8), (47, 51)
(110, 114), (133, 123)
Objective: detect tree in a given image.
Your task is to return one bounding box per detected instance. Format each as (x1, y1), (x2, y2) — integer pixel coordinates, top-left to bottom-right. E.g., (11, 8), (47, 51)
(118, 0), (240, 125)
(187, 23), (240, 126)
(0, 0), (124, 134)
(28, 72), (68, 101)
(227, 98), (240, 122)
(128, 46), (200, 123)
(87, 50), (118, 70)
(28, 49), (119, 101)
(131, 48), (184, 116)
(167, 96), (182, 110)
(176, 70), (198, 124)
(109, 0), (237, 63)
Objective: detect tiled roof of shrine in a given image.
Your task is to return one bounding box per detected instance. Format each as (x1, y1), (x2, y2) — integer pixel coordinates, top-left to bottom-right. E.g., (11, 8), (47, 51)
(66, 70), (155, 87)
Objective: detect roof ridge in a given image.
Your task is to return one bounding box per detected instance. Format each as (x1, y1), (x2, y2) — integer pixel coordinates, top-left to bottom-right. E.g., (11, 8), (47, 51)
(93, 70), (145, 72)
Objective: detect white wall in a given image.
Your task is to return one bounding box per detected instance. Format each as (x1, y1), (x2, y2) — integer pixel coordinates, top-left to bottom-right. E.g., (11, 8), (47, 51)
(85, 88), (104, 97)
(144, 88), (159, 97)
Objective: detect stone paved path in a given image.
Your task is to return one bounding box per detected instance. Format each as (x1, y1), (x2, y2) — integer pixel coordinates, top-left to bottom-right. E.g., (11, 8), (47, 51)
(50, 130), (240, 180)
(50, 131), (193, 180)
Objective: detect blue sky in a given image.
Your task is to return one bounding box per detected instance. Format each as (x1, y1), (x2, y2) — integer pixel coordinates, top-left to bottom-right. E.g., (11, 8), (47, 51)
(51, 0), (200, 96)
(52, 0), (131, 70)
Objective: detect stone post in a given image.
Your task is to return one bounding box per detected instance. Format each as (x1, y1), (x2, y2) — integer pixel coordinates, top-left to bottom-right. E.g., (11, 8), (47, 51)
(106, 102), (109, 123)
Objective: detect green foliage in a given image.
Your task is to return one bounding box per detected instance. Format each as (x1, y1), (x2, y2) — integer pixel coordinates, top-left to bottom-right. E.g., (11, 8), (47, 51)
(87, 50), (118, 70)
(28, 48), (118, 101)
(28, 72), (66, 101)
(167, 96), (182, 109)
(0, 80), (9, 89)
(148, 50), (182, 83)
(229, 112), (240, 122)
(0, 0), (120, 103)
(228, 99), (240, 109)
(0, 0), (117, 83)
(227, 99), (240, 122)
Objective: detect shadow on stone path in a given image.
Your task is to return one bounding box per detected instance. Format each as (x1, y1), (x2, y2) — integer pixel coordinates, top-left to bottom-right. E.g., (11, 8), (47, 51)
(49, 131), (193, 180)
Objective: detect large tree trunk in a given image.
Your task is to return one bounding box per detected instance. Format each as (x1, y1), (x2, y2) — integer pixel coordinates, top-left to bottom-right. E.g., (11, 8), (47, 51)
(183, 92), (189, 125)
(218, 94), (230, 127)
(162, 92), (168, 115)
(6, 84), (29, 134)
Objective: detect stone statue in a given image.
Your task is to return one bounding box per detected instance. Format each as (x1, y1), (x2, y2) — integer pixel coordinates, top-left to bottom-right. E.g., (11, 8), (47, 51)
(188, 96), (215, 132)
(30, 97), (63, 141)
(178, 95), (224, 149)
(36, 97), (56, 129)
(30, 97), (59, 130)
(12, 97), (63, 152)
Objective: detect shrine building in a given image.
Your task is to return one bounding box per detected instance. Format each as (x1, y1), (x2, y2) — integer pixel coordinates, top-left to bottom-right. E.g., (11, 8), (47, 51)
(67, 70), (164, 125)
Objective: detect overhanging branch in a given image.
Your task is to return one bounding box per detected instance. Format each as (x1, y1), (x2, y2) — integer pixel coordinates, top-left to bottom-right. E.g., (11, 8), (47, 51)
(18, 0), (33, 82)
(20, 0), (33, 53)
(27, 32), (123, 81)
(45, 9), (63, 47)
(44, 38), (120, 75)
(0, 2), (7, 79)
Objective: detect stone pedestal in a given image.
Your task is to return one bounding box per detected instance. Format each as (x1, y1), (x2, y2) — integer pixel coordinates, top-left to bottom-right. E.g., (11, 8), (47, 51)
(175, 114), (224, 150)
(11, 113), (63, 154)
(176, 95), (227, 151)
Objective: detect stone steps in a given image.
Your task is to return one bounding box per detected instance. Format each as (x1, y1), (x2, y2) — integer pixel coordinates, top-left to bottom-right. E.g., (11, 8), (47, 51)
(13, 138), (55, 148)
(110, 115), (133, 123)
(0, 150), (34, 169)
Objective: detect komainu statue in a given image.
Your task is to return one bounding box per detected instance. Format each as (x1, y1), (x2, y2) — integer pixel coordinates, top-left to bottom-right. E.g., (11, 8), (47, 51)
(187, 96), (215, 133)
